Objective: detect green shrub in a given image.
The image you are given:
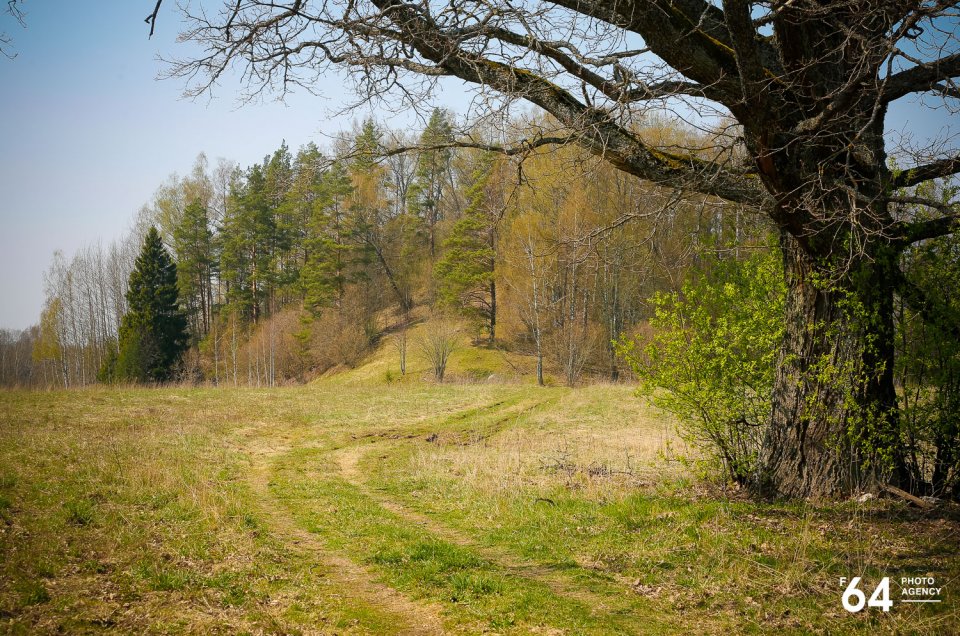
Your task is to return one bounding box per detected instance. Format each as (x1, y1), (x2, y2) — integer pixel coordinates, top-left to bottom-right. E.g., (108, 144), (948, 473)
(897, 229), (960, 497)
(617, 248), (785, 484)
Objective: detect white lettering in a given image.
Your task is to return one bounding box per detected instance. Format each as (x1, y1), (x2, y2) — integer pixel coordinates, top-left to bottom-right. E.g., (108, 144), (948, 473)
(901, 587), (942, 596)
(901, 577), (936, 586)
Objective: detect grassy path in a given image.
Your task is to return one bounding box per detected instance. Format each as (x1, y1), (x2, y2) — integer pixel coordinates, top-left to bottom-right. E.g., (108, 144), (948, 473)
(255, 394), (679, 635)
(237, 429), (448, 635)
(2, 385), (958, 634)
(328, 399), (654, 613)
(225, 393), (659, 634)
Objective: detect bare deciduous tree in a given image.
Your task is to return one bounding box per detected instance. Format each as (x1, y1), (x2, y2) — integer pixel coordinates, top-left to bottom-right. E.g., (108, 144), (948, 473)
(416, 319), (460, 381)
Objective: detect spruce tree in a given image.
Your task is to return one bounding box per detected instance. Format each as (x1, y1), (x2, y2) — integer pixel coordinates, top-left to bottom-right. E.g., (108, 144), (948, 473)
(112, 227), (189, 383)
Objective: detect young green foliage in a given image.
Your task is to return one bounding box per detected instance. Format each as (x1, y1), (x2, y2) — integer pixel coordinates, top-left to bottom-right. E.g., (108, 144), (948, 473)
(896, 198), (960, 496)
(618, 247), (785, 483)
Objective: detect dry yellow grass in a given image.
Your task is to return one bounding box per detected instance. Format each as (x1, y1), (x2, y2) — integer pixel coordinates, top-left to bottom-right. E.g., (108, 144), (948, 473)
(402, 385), (690, 502)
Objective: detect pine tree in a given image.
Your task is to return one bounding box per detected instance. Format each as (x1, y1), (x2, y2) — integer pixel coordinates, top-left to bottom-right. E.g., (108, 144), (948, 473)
(434, 153), (499, 340)
(111, 227), (189, 383)
(280, 143), (325, 301)
(221, 163), (274, 322)
(173, 199), (214, 337)
(263, 143), (295, 306)
(302, 159), (354, 313)
(407, 109), (455, 257)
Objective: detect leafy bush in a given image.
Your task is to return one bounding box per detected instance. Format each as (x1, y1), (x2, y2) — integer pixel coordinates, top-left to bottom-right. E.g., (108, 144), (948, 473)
(617, 248), (785, 484)
(897, 231), (960, 498)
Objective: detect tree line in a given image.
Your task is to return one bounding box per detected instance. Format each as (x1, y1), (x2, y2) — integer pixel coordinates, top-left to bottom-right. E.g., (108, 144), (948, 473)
(2, 111), (760, 389)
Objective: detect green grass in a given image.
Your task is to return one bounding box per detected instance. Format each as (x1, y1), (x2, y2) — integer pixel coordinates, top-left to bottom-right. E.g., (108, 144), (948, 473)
(1, 383), (958, 634)
(321, 317), (541, 387)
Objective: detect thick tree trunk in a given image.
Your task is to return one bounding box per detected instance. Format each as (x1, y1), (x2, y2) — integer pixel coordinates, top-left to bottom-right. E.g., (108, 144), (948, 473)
(758, 233), (900, 499)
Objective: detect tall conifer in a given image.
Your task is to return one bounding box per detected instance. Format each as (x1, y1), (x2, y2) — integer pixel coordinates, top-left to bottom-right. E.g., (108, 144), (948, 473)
(111, 227), (189, 383)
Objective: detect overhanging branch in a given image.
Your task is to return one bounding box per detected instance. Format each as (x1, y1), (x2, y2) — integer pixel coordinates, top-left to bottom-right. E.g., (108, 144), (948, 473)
(893, 212), (960, 247)
(547, 0), (761, 101)
(881, 52), (960, 103)
(891, 155), (960, 189)
(455, 24), (718, 104)
(373, 135), (573, 160)
(371, 0), (768, 207)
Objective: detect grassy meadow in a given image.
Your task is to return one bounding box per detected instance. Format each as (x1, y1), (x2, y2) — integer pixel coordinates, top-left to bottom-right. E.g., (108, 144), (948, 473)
(1, 339), (958, 634)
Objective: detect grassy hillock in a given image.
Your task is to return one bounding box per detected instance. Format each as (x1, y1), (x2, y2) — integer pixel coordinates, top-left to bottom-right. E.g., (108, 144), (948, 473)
(317, 316), (540, 387)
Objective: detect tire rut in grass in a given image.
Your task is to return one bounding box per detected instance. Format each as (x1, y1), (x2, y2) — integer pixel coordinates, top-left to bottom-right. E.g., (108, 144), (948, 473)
(239, 434), (449, 635)
(331, 397), (649, 620)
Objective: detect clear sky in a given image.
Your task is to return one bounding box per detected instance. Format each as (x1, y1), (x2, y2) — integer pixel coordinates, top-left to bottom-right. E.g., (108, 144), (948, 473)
(0, 1), (955, 330)
(0, 1), (433, 329)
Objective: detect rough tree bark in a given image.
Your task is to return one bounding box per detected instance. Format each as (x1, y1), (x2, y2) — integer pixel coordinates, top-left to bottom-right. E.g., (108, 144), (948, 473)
(761, 234), (902, 498)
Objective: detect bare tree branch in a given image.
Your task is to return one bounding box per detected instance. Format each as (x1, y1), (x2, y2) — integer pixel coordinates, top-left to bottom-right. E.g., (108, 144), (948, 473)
(891, 155), (960, 189)
(882, 52), (960, 103)
(1, 0), (26, 59)
(547, 0), (773, 102)
(364, 0), (767, 207)
(145, 0), (163, 38)
(371, 135), (573, 160)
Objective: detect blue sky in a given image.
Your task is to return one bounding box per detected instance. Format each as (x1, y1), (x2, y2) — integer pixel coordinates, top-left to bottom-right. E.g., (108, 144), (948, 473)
(0, 2), (430, 329)
(0, 1), (955, 329)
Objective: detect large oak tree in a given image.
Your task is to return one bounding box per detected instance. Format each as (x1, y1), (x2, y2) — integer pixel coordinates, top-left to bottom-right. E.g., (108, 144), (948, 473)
(150, 0), (959, 499)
